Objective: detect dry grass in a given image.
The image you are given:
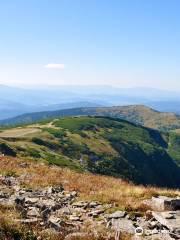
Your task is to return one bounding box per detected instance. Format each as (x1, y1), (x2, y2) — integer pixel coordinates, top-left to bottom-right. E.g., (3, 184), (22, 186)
(0, 156), (180, 212)
(0, 127), (41, 138)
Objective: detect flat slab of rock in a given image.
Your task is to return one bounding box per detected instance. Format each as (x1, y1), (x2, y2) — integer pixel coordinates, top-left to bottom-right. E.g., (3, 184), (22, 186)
(110, 218), (135, 234)
(152, 211), (180, 232)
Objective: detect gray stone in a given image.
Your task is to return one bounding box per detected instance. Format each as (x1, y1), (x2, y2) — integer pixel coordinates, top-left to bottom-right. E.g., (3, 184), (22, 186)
(15, 218), (40, 224)
(41, 208), (51, 223)
(110, 218), (135, 234)
(56, 207), (72, 216)
(72, 201), (88, 208)
(88, 209), (104, 217)
(152, 211), (180, 232)
(0, 191), (9, 198)
(25, 197), (39, 204)
(106, 210), (126, 219)
(27, 208), (40, 218)
(70, 191), (77, 197)
(150, 196), (180, 211)
(65, 232), (89, 240)
(89, 201), (100, 208)
(141, 233), (174, 240)
(69, 215), (82, 221)
(1, 176), (19, 186)
(49, 216), (61, 231)
(37, 199), (61, 211)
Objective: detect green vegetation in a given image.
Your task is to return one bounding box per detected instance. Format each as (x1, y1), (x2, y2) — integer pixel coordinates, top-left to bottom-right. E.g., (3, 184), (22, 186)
(0, 116), (180, 188)
(168, 131), (180, 166)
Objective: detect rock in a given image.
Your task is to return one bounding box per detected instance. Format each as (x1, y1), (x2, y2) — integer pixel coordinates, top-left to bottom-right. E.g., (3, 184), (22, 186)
(106, 210), (126, 219)
(52, 185), (64, 193)
(19, 162), (29, 168)
(15, 196), (25, 206)
(88, 209), (105, 217)
(136, 218), (151, 230)
(27, 207), (40, 218)
(72, 201), (88, 208)
(89, 201), (100, 208)
(148, 220), (159, 229)
(15, 218), (40, 224)
(25, 197), (39, 205)
(65, 232), (89, 240)
(141, 233), (174, 240)
(0, 191), (9, 198)
(147, 196), (180, 211)
(56, 207), (72, 216)
(69, 215), (82, 221)
(70, 191), (77, 197)
(1, 176), (19, 186)
(128, 212), (142, 221)
(110, 218), (135, 234)
(49, 216), (61, 231)
(41, 207), (51, 223)
(152, 211), (180, 232)
(37, 199), (61, 211)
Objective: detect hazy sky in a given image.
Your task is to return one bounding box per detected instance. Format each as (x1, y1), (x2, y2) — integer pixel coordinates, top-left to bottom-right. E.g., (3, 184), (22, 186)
(0, 0), (180, 89)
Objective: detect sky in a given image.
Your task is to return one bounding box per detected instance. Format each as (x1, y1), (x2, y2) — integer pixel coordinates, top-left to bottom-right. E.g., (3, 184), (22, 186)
(0, 0), (180, 90)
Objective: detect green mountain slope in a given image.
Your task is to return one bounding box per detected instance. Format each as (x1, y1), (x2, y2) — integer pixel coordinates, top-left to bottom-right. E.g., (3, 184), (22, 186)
(0, 116), (180, 188)
(1, 105), (180, 131)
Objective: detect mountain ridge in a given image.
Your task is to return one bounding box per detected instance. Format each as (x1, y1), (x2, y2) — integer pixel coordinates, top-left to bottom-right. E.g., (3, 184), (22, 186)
(0, 115), (180, 188)
(1, 104), (180, 131)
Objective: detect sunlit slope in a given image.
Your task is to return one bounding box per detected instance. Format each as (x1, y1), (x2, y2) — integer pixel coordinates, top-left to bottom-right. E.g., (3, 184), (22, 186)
(0, 116), (180, 188)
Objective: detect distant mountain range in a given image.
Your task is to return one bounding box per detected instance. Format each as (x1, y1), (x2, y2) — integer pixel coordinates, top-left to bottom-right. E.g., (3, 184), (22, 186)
(1, 105), (180, 132)
(1, 85), (180, 120)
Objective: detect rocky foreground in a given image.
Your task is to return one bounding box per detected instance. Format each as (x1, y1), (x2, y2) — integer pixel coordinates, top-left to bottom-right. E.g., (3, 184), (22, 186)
(0, 175), (180, 240)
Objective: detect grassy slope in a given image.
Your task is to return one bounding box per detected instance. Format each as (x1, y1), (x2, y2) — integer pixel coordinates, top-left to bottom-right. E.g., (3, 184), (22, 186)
(1, 156), (180, 211)
(0, 156), (180, 240)
(0, 116), (180, 188)
(1, 105), (180, 131)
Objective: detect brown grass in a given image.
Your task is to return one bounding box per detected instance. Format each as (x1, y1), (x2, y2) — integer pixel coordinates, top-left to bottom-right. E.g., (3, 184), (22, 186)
(0, 156), (180, 212)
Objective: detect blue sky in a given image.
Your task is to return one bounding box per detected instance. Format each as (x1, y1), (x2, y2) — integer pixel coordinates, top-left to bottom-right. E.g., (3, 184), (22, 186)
(0, 0), (180, 89)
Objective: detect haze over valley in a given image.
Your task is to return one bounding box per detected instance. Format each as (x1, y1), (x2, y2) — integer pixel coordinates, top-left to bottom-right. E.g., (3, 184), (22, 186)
(1, 84), (180, 120)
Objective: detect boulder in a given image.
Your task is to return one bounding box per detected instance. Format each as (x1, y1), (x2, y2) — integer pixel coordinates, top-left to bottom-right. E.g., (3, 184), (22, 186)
(146, 196), (180, 211)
